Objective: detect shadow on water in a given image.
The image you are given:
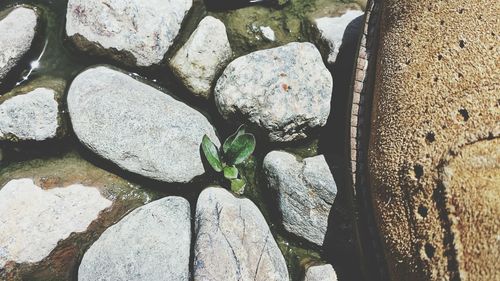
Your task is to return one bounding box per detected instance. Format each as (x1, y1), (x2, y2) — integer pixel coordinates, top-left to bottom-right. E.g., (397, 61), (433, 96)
(319, 15), (366, 281)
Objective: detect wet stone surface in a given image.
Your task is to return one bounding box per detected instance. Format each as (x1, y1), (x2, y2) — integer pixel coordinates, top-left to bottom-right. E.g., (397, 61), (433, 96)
(0, 0), (366, 280)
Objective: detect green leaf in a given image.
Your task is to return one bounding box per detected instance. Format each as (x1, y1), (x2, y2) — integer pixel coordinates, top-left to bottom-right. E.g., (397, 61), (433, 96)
(230, 179), (246, 193)
(201, 135), (223, 172)
(223, 166), (239, 179)
(225, 133), (256, 165)
(223, 125), (246, 154)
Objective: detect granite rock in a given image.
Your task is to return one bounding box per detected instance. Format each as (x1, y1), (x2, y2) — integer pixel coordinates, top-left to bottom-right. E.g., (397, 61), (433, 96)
(215, 42), (333, 142)
(263, 151), (337, 246)
(67, 66), (220, 183)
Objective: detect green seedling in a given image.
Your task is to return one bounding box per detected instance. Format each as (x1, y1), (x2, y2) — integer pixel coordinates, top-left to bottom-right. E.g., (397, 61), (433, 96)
(201, 125), (256, 193)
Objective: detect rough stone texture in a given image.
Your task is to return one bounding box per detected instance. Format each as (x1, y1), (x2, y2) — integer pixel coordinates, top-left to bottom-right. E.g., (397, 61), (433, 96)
(67, 66), (220, 183)
(304, 264), (338, 281)
(0, 178), (112, 269)
(170, 16), (232, 99)
(263, 151), (336, 246)
(313, 9), (364, 65)
(368, 1), (499, 280)
(66, 0), (192, 67)
(0, 7), (38, 82)
(79, 197), (191, 281)
(215, 42), (333, 142)
(194, 187), (289, 281)
(0, 152), (154, 281)
(0, 77), (66, 141)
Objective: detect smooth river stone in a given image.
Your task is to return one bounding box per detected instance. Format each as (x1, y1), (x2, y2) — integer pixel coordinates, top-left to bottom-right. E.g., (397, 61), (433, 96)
(67, 66), (220, 183)
(78, 197), (191, 281)
(194, 187), (289, 281)
(66, 0), (192, 67)
(0, 7), (38, 82)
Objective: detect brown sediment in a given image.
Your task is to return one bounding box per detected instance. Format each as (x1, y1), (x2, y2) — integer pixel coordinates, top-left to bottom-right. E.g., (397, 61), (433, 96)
(366, 0), (499, 280)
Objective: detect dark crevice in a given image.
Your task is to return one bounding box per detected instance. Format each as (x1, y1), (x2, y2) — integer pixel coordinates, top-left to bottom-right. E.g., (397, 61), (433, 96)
(458, 108), (469, 121)
(432, 182), (461, 281)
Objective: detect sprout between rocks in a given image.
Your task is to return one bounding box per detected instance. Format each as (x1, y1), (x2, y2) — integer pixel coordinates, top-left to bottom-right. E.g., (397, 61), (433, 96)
(201, 125), (256, 193)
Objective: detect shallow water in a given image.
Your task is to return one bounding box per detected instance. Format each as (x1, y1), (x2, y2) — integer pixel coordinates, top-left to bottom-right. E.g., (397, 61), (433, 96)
(0, 0), (365, 280)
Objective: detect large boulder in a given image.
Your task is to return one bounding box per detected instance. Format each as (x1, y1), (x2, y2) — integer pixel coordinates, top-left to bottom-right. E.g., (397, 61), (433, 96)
(65, 0), (192, 67)
(0, 6), (38, 83)
(170, 16), (232, 99)
(367, 1), (499, 280)
(0, 152), (154, 280)
(263, 151), (336, 246)
(67, 66), (220, 183)
(78, 197), (191, 281)
(215, 42), (333, 142)
(194, 187), (289, 281)
(0, 77), (66, 141)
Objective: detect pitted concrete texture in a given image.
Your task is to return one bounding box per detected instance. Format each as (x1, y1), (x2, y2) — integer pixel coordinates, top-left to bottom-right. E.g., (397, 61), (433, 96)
(368, 1), (499, 280)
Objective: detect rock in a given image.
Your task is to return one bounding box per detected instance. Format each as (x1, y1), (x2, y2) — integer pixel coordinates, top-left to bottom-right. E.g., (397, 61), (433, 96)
(65, 0), (192, 67)
(79, 197), (191, 281)
(312, 10), (364, 65)
(194, 187), (289, 281)
(0, 77), (66, 141)
(170, 16), (232, 99)
(263, 151), (336, 246)
(215, 42), (332, 142)
(259, 26), (275, 41)
(0, 179), (112, 268)
(0, 7), (38, 83)
(67, 66), (220, 183)
(366, 1), (499, 280)
(0, 152), (154, 280)
(304, 264), (337, 281)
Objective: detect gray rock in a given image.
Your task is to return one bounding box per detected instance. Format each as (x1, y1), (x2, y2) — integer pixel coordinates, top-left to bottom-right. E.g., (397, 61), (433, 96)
(66, 0), (192, 67)
(170, 16), (232, 99)
(215, 42), (333, 142)
(78, 197), (191, 281)
(0, 77), (66, 141)
(0, 152), (154, 280)
(0, 178), (111, 269)
(313, 10), (364, 65)
(259, 26), (276, 41)
(67, 66), (220, 183)
(263, 151), (337, 246)
(194, 187), (289, 281)
(304, 264), (337, 281)
(0, 7), (38, 82)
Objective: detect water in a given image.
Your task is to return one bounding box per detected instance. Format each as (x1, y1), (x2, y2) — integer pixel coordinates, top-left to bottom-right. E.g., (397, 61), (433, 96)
(0, 0), (365, 280)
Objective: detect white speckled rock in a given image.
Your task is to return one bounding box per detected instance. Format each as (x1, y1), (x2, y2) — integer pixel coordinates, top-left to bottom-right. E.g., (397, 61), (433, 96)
(78, 197), (191, 281)
(314, 10), (364, 65)
(0, 7), (38, 82)
(304, 264), (338, 281)
(194, 187), (289, 281)
(263, 151), (337, 246)
(0, 178), (111, 269)
(215, 42), (333, 142)
(170, 16), (232, 99)
(67, 66), (219, 183)
(0, 152), (154, 280)
(66, 0), (192, 67)
(0, 88), (59, 141)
